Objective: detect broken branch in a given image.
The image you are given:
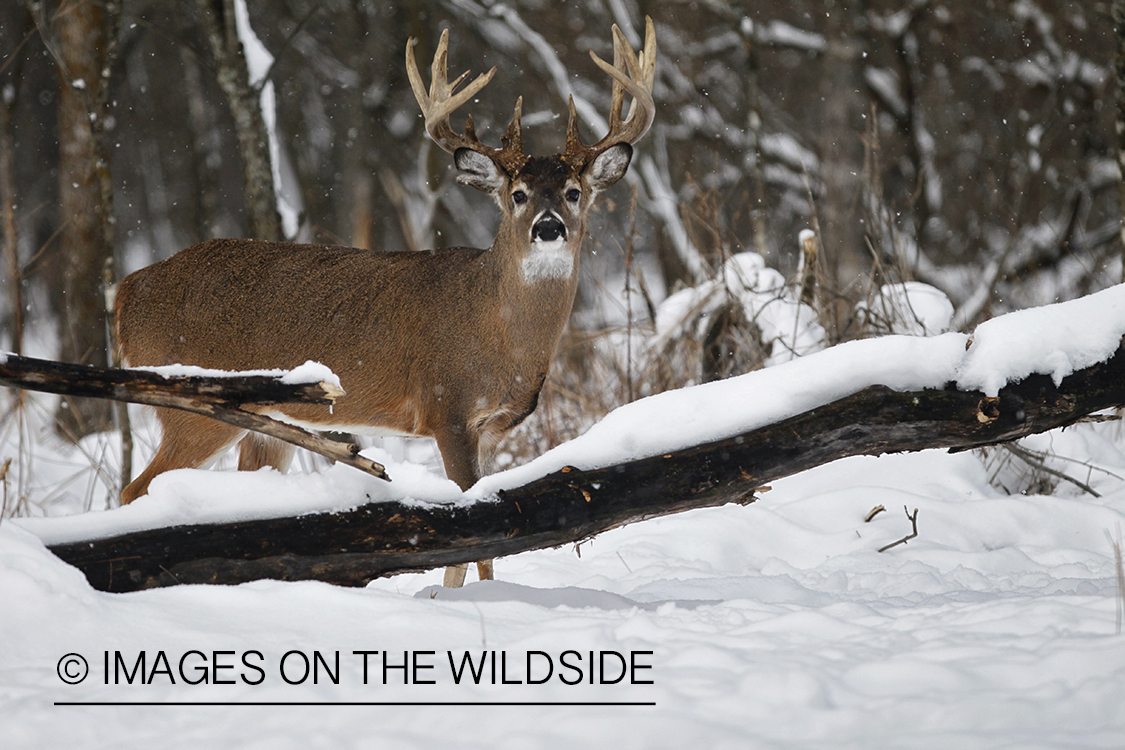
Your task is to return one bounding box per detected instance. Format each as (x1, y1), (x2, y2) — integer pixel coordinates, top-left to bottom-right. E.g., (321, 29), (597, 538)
(0, 352), (388, 481)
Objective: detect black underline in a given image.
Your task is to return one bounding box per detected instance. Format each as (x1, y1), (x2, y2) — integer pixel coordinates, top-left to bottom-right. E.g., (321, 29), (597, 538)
(55, 701), (656, 707)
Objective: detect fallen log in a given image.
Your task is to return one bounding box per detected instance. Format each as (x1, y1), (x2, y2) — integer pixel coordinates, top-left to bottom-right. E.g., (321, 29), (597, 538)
(41, 339), (1125, 593)
(0, 352), (388, 481)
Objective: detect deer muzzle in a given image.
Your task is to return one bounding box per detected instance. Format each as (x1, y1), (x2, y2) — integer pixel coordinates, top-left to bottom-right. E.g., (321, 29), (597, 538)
(532, 212), (567, 243)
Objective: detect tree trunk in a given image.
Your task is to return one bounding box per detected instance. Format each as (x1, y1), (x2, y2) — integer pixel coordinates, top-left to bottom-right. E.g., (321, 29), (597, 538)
(194, 0), (282, 243)
(42, 338), (1125, 593)
(40, 0), (121, 439)
(0, 7), (28, 355)
(1115, 0), (1125, 283)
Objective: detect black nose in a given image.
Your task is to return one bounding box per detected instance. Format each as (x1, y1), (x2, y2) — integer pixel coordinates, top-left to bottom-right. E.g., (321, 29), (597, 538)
(532, 215), (566, 242)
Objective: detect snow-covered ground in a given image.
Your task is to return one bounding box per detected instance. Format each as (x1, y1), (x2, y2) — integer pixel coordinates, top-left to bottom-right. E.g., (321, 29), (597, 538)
(4, 440), (1124, 748)
(4, 287), (1125, 747)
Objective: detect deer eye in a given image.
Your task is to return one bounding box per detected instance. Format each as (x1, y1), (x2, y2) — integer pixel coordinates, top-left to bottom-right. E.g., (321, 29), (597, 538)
(566, 188), (581, 203)
(512, 190), (527, 205)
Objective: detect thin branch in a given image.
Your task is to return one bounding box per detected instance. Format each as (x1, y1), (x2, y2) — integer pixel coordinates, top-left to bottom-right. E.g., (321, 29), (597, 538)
(0, 20), (38, 79)
(878, 506), (919, 552)
(252, 0), (325, 94)
(1002, 442), (1101, 497)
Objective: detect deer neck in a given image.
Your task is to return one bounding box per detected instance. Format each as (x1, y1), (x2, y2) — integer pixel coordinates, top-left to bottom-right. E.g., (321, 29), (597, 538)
(492, 219), (583, 361)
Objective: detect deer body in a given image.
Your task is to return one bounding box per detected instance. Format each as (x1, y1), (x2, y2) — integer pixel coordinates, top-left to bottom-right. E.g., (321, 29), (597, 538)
(118, 227), (579, 492)
(116, 21), (657, 586)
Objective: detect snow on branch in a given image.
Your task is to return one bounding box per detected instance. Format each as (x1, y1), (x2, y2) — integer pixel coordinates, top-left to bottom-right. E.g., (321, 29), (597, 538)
(0, 353), (388, 482)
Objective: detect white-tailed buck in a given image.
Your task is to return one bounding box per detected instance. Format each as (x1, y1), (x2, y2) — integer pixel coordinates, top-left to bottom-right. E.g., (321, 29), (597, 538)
(115, 20), (656, 587)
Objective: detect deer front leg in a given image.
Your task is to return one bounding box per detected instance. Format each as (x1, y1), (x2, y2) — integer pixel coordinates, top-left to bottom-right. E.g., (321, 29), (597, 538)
(433, 425), (494, 586)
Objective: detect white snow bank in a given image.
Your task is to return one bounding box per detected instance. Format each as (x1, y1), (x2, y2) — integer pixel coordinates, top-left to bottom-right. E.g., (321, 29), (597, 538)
(19, 444), (462, 546)
(485, 281), (1125, 493)
(7, 289), (1125, 748)
(5, 440), (1125, 748)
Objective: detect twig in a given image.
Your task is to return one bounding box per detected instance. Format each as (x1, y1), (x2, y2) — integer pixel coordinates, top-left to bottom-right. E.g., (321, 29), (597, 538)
(0, 457), (9, 524)
(616, 551), (633, 574)
(1075, 413), (1123, 424)
(878, 506), (919, 552)
(252, 1), (325, 94)
(864, 504), (886, 522)
(1002, 442), (1101, 497)
(1106, 525), (1124, 635)
(622, 182), (639, 403)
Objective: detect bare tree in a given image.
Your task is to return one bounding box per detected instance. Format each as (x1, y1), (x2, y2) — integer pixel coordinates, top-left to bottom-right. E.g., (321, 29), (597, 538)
(1115, 0), (1125, 282)
(193, 0), (283, 243)
(0, 6), (31, 356)
(29, 0), (121, 439)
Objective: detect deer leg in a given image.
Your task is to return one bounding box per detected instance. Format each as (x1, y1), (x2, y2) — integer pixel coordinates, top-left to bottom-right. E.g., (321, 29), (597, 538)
(122, 408), (243, 504)
(443, 565), (469, 588)
(238, 433), (295, 473)
(433, 425), (494, 587)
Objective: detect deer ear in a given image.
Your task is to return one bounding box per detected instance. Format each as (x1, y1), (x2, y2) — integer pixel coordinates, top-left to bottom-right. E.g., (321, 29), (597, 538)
(585, 143), (633, 193)
(454, 148), (506, 194)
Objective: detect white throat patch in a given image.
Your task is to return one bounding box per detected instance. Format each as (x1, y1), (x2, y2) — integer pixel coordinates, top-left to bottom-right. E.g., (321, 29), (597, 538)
(521, 239), (573, 282)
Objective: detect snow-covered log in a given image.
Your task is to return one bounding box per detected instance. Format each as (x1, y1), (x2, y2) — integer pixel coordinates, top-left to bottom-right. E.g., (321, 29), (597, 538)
(44, 336), (1125, 593)
(0, 353), (388, 482)
(0, 352), (340, 407)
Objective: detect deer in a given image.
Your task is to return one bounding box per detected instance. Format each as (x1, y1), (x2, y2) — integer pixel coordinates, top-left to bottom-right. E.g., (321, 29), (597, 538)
(113, 19), (656, 588)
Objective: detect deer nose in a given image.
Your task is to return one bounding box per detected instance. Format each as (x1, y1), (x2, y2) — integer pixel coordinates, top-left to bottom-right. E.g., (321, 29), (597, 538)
(532, 213), (566, 242)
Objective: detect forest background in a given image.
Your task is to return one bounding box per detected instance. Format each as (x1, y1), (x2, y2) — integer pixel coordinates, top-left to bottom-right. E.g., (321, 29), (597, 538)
(0, 0), (1120, 504)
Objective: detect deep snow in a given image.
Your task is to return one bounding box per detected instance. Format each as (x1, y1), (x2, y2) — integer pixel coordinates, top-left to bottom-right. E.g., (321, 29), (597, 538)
(3, 287), (1125, 747)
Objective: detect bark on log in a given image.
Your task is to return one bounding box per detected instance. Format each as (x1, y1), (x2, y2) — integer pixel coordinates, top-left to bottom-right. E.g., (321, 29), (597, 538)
(41, 340), (1125, 593)
(0, 353), (388, 482)
(1, 352), (336, 406)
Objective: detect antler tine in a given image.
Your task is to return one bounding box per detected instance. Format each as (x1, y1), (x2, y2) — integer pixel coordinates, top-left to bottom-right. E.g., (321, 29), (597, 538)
(405, 30), (509, 160)
(564, 17), (657, 170)
(604, 25), (627, 132)
(588, 19), (656, 144)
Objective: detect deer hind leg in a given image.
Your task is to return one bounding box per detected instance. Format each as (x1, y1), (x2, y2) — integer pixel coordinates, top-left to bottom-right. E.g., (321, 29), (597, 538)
(433, 425), (494, 587)
(121, 408), (243, 504)
(238, 433), (295, 474)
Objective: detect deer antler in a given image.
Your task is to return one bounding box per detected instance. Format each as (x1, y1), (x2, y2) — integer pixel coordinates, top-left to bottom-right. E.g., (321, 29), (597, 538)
(405, 29), (529, 175)
(562, 17), (657, 172)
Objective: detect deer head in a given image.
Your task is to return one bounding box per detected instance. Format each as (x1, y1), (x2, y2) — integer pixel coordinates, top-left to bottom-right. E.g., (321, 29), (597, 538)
(405, 19), (656, 282)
